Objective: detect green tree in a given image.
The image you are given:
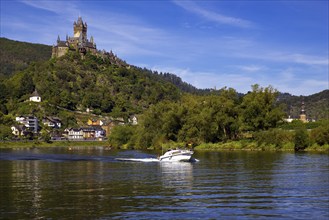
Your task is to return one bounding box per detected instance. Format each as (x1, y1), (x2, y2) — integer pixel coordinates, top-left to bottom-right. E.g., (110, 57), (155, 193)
(239, 84), (284, 132)
(294, 127), (309, 151)
(108, 125), (134, 148)
(0, 125), (13, 140)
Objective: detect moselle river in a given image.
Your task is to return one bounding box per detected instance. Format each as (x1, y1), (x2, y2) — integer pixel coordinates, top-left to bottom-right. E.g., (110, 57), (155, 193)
(0, 147), (328, 219)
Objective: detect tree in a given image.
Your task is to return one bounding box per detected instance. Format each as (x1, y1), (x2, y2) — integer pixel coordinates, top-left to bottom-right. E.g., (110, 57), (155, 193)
(294, 127), (309, 151)
(0, 125), (13, 140)
(239, 85), (284, 132)
(108, 125), (134, 148)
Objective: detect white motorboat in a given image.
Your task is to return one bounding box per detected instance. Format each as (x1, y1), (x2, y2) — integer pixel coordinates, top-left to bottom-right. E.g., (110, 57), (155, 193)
(158, 149), (193, 162)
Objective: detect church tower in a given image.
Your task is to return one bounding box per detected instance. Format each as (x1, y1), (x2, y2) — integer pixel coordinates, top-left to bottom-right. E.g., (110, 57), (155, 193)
(74, 17), (87, 43)
(299, 101), (307, 123)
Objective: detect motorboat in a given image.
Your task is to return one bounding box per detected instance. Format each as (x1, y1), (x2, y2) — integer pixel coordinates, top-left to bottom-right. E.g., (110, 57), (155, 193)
(158, 149), (193, 162)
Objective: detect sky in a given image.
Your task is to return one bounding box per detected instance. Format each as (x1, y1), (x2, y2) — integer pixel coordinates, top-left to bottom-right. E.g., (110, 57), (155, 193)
(1, 0), (328, 95)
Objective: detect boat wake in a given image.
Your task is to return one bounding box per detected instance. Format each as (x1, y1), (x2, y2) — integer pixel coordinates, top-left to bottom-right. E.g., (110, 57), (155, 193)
(116, 158), (199, 163)
(116, 158), (160, 162)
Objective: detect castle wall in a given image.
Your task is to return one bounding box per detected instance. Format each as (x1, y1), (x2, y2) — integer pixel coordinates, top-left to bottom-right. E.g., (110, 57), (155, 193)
(52, 46), (69, 58)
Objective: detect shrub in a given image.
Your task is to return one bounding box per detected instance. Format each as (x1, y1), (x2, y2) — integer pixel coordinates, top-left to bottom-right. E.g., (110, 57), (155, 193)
(294, 128), (309, 151)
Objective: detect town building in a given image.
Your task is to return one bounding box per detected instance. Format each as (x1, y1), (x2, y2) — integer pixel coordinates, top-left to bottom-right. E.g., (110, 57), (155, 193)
(67, 128), (84, 140)
(16, 116), (38, 133)
(11, 125), (27, 137)
(42, 117), (62, 129)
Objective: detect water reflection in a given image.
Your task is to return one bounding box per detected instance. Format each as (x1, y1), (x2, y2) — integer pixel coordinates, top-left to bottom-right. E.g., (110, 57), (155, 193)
(160, 162), (193, 189)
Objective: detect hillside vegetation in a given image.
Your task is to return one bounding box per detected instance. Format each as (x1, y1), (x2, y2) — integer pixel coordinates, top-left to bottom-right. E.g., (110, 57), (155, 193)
(1, 51), (180, 118)
(0, 38), (328, 151)
(0, 37), (52, 77)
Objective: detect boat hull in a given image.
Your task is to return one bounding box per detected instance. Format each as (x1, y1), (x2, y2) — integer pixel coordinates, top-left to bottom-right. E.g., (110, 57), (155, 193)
(159, 150), (193, 162)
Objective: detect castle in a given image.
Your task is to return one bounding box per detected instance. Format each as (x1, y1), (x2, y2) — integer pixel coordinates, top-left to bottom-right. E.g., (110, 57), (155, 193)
(52, 17), (97, 58)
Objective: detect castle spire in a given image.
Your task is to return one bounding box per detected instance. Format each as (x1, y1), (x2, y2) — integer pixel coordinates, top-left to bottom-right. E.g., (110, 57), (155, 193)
(300, 101), (307, 123)
(57, 35), (60, 43)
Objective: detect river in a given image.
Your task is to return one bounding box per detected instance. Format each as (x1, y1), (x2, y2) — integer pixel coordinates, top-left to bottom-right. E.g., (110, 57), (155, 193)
(0, 147), (328, 219)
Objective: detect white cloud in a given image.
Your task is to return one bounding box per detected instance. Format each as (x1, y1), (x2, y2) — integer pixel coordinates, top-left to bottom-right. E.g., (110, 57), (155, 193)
(173, 0), (254, 28)
(237, 65), (266, 73)
(21, 0), (79, 19)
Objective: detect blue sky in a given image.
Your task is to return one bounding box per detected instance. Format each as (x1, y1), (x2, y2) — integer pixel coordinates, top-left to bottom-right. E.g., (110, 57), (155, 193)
(1, 0), (328, 95)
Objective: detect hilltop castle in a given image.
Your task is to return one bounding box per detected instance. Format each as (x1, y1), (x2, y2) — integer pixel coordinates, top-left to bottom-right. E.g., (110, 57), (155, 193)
(52, 17), (128, 66)
(52, 17), (97, 58)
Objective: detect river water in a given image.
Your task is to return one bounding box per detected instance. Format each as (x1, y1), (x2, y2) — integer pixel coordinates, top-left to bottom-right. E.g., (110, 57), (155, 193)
(0, 147), (328, 219)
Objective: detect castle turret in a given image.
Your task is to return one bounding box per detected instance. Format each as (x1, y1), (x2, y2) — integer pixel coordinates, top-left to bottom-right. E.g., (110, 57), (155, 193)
(74, 16), (87, 42)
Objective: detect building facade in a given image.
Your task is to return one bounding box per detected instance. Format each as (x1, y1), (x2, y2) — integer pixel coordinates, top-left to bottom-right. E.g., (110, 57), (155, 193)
(52, 17), (97, 58)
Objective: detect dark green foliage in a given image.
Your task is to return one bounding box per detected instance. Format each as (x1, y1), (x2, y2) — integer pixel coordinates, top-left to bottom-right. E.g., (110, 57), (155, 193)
(0, 125), (13, 140)
(294, 127), (310, 151)
(108, 125), (134, 148)
(310, 121), (329, 145)
(133, 87), (277, 149)
(0, 37), (52, 77)
(2, 51), (180, 117)
(254, 128), (294, 149)
(239, 85), (285, 132)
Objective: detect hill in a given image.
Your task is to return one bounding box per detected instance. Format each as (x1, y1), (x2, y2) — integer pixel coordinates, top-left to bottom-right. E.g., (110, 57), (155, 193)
(1, 51), (181, 118)
(0, 38), (328, 121)
(278, 90), (329, 120)
(0, 37), (52, 77)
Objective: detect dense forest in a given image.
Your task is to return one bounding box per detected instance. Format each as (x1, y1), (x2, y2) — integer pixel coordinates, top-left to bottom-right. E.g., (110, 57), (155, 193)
(0, 38), (328, 150)
(0, 38), (52, 77)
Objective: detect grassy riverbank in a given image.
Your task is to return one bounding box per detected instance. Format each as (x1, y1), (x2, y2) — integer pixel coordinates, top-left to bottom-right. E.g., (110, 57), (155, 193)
(1, 140), (328, 153)
(193, 141), (329, 152)
(0, 140), (109, 149)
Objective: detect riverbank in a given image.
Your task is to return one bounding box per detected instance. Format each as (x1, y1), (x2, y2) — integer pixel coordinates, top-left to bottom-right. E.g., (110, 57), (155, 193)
(1, 140), (328, 152)
(0, 140), (109, 149)
(193, 141), (329, 152)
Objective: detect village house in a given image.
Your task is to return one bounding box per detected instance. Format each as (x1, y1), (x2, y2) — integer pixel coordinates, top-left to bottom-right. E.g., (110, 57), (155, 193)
(87, 119), (104, 126)
(29, 90), (41, 102)
(128, 115), (138, 125)
(42, 117), (62, 129)
(66, 126), (106, 141)
(67, 128), (84, 140)
(82, 126), (106, 140)
(11, 125), (27, 137)
(15, 116), (38, 133)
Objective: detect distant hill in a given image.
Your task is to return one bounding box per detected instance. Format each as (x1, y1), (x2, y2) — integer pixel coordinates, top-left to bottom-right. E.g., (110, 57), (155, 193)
(278, 90), (329, 120)
(0, 38), (52, 77)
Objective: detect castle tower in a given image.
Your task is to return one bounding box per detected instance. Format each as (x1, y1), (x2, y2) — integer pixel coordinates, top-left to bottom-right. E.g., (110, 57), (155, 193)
(300, 101), (307, 123)
(73, 16), (87, 43)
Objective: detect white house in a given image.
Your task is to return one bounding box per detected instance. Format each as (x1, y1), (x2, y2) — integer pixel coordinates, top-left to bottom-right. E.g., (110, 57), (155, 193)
(43, 117), (62, 129)
(128, 115), (138, 125)
(11, 125), (27, 136)
(67, 128), (84, 140)
(29, 90), (41, 102)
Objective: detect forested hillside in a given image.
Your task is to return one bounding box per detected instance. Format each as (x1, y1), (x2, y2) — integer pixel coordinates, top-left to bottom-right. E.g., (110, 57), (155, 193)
(0, 51), (181, 118)
(278, 90), (329, 120)
(0, 38), (52, 77)
(0, 38), (328, 150)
